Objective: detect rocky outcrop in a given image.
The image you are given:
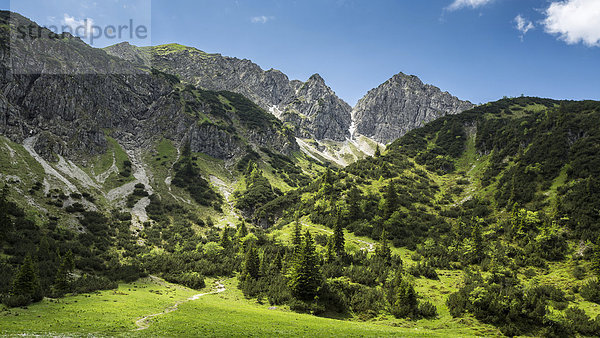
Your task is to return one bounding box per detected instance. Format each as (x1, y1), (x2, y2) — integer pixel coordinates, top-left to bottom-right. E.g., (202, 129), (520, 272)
(353, 73), (474, 144)
(279, 74), (352, 141)
(105, 43), (351, 141)
(106, 44), (474, 146)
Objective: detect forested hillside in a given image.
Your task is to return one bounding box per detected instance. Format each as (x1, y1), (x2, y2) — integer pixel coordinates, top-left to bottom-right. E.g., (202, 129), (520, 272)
(230, 97), (600, 336)
(4, 94), (600, 336)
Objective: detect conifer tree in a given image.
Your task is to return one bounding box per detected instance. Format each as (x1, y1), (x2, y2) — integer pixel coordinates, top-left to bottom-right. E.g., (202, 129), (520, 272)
(375, 228), (392, 262)
(374, 145), (381, 158)
(11, 254), (42, 303)
(236, 221), (248, 239)
(0, 185), (11, 241)
(391, 278), (418, 318)
(243, 245), (260, 280)
(318, 168), (334, 197)
(52, 254), (74, 296)
(274, 251), (283, 272)
(64, 250), (75, 271)
(292, 213), (303, 252)
(36, 237), (52, 262)
(470, 220), (485, 264)
(592, 235), (600, 278)
(219, 227), (233, 250)
(347, 186), (362, 221)
(288, 230), (321, 301)
(325, 235), (335, 261)
(333, 209), (345, 255)
(383, 180), (399, 219)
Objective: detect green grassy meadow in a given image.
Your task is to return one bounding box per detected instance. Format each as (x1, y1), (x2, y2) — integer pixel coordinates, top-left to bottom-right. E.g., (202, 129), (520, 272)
(0, 276), (488, 337)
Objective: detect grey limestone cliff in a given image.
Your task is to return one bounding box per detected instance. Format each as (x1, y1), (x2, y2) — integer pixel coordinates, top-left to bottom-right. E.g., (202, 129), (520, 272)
(105, 43), (351, 141)
(353, 73), (474, 144)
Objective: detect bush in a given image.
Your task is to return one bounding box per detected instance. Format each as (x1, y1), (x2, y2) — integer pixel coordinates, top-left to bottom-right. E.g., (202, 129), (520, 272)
(580, 279), (600, 303)
(289, 298), (325, 315)
(66, 202), (85, 213)
(266, 276), (292, 305)
(407, 261), (439, 280)
(72, 274), (118, 294)
(418, 301), (438, 318)
(562, 307), (600, 336)
(2, 294), (31, 308)
(163, 272), (206, 290)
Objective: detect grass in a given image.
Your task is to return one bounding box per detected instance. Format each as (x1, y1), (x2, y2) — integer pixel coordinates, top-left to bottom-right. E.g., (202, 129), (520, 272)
(0, 277), (197, 336)
(0, 136), (45, 184)
(0, 277), (476, 337)
(96, 136), (136, 191)
(142, 278), (461, 337)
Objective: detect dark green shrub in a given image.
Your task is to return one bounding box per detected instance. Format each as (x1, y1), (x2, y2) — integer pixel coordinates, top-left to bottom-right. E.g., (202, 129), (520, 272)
(163, 272), (205, 290)
(418, 301), (438, 318)
(580, 279), (600, 303)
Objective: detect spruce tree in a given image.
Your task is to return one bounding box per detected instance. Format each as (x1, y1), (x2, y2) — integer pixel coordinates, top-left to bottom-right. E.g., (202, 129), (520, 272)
(374, 145), (381, 158)
(347, 186), (362, 221)
(52, 256), (73, 296)
(64, 250), (75, 271)
(288, 230), (321, 301)
(383, 180), (399, 219)
(292, 214), (303, 252)
(318, 168), (334, 197)
(392, 278), (418, 318)
(592, 235), (600, 278)
(470, 220), (485, 264)
(325, 235), (335, 261)
(11, 254), (43, 303)
(375, 228), (392, 262)
(243, 245), (260, 280)
(236, 221), (248, 239)
(0, 185), (12, 241)
(219, 227), (233, 250)
(333, 209), (345, 255)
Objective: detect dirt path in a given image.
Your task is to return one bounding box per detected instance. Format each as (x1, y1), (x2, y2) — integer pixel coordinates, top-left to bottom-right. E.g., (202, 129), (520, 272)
(134, 280), (226, 331)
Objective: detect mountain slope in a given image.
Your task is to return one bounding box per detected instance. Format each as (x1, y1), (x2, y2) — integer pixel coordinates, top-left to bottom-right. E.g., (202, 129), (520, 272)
(105, 43), (473, 148)
(0, 10), (325, 237)
(257, 97), (600, 336)
(105, 43), (352, 142)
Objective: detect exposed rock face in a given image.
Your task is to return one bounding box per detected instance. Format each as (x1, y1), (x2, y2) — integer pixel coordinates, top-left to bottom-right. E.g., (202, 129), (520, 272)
(106, 44), (474, 146)
(353, 73), (474, 144)
(279, 74), (352, 141)
(105, 43), (351, 141)
(0, 11), (297, 163)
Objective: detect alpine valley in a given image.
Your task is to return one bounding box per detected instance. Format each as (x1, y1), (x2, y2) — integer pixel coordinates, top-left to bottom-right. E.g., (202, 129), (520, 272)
(2, 10), (600, 337)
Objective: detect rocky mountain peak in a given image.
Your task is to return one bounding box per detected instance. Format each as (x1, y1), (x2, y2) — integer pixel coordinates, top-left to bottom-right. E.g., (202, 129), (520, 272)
(353, 72), (475, 144)
(307, 73), (326, 85)
(280, 74), (352, 141)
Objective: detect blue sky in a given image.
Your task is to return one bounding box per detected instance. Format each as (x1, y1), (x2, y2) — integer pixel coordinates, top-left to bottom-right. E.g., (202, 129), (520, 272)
(2, 0), (599, 106)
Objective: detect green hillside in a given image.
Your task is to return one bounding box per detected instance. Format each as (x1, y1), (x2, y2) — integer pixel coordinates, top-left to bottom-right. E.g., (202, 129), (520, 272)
(3, 95), (600, 336)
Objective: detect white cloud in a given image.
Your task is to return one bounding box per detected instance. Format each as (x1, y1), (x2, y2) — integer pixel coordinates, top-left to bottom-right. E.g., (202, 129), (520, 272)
(62, 14), (95, 38)
(251, 16), (274, 24)
(447, 0), (495, 11)
(543, 0), (600, 47)
(514, 15), (535, 40)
